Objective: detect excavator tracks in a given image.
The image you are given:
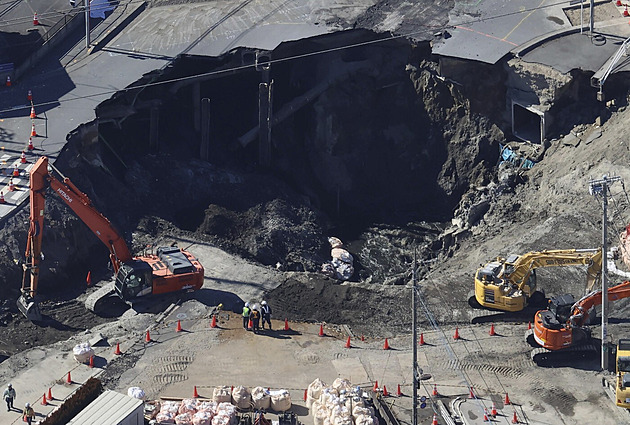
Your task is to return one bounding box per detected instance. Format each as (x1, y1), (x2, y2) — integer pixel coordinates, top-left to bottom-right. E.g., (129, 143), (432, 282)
(531, 343), (599, 366)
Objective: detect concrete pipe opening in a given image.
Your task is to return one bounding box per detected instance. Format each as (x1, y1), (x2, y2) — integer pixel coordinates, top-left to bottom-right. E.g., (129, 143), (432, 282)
(512, 102), (545, 144)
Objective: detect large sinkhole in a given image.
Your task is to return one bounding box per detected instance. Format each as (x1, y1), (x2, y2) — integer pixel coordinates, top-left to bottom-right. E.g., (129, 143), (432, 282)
(86, 29), (500, 283)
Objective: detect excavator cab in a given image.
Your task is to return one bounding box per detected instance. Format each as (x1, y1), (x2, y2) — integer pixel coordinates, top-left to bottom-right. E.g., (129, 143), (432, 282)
(114, 261), (153, 301)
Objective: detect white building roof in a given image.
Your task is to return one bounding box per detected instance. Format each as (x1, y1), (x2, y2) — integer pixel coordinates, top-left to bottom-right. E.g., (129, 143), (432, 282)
(67, 390), (143, 425)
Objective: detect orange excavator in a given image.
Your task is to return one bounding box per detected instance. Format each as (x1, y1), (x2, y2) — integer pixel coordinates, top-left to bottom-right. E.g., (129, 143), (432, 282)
(528, 280), (630, 365)
(17, 156), (204, 321)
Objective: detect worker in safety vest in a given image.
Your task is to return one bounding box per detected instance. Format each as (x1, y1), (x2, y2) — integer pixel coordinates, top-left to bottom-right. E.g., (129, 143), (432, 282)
(261, 300), (272, 330)
(250, 305), (261, 333)
(23, 402), (35, 425)
(3, 383), (15, 411)
(242, 302), (251, 329)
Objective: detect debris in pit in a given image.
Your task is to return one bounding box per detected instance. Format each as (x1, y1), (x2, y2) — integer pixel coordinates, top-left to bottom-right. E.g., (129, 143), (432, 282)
(321, 237), (354, 280)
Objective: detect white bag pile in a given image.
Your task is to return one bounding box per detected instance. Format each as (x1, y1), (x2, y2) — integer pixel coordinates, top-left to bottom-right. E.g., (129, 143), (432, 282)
(309, 378), (378, 425)
(213, 402), (237, 425)
(175, 412), (194, 425)
(231, 386), (251, 409)
(269, 389), (292, 412)
(179, 399), (199, 415)
(156, 400), (182, 424)
(251, 386), (271, 410)
(321, 237), (354, 280)
(193, 410), (214, 425)
(213, 386), (232, 403)
(127, 387), (146, 400)
(156, 398), (237, 425)
(72, 342), (94, 364)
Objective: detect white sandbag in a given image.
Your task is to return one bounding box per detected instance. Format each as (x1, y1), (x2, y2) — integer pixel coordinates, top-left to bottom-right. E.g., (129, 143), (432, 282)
(213, 386), (232, 403)
(161, 401), (182, 415)
(329, 404), (350, 421)
(332, 416), (352, 425)
(198, 400), (218, 414)
(352, 406), (374, 418)
(350, 396), (365, 410)
(331, 248), (353, 264)
(212, 413), (232, 425)
(319, 387), (336, 404)
(308, 378), (326, 400)
(332, 378), (352, 394)
(175, 412), (193, 425)
(156, 412), (176, 424)
(216, 402), (236, 418)
(231, 385), (251, 409)
(313, 401), (328, 425)
(251, 386), (271, 410)
(193, 411), (214, 425)
(270, 389), (292, 412)
(127, 387), (145, 400)
(354, 414), (379, 425)
(72, 342), (94, 364)
(179, 399), (199, 415)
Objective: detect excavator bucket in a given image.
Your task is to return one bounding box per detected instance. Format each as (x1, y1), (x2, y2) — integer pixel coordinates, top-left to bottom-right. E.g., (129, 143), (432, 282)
(17, 295), (42, 322)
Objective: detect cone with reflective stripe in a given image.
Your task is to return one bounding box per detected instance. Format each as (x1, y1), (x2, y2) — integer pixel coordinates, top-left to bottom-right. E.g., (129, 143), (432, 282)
(31, 123), (37, 137)
(284, 318), (289, 331)
(8, 178), (14, 191)
(453, 327), (460, 340)
(114, 342), (122, 355)
(431, 414), (438, 425)
(33, 12), (39, 25)
(318, 324), (324, 337)
(505, 392), (511, 405)
(491, 402), (497, 417)
(5, 76), (10, 87)
(176, 320), (182, 332)
(432, 384), (438, 396)
(0, 192), (5, 204)
(468, 386), (475, 399)
(512, 411), (518, 424)
(345, 336), (351, 348)
(20, 151), (26, 163)
(28, 137), (34, 151)
(27, 90), (32, 102)
(12, 166), (19, 177)
(41, 393), (47, 405)
(483, 408), (489, 422)
(210, 315), (217, 328)
(193, 386), (199, 398)
(383, 338), (390, 350)
(397, 384), (402, 396)
(30, 105), (36, 119)
(489, 323), (496, 336)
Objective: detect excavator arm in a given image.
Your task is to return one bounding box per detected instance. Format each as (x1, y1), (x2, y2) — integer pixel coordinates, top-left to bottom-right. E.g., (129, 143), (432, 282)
(18, 156), (133, 321)
(569, 280), (630, 327)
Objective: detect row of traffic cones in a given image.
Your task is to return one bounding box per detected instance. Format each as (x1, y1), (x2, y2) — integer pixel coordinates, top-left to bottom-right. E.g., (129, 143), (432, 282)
(344, 337), (391, 349)
(371, 381), (404, 397)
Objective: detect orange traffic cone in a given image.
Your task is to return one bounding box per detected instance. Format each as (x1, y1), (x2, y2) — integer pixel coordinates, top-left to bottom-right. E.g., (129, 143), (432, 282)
(41, 393), (47, 405)
(483, 408), (489, 422)
(193, 386), (199, 398)
(468, 386), (475, 399)
(397, 384), (402, 397)
(361, 335), (365, 341)
(8, 178), (14, 191)
(617, 0), (621, 5)
(66, 371), (72, 384)
(12, 166), (19, 177)
(453, 327), (460, 340)
(625, 5), (629, 16)
(27, 137), (34, 151)
(33, 12), (39, 25)
(419, 333), (425, 345)
(20, 151), (26, 163)
(489, 323), (496, 336)
(505, 392), (511, 405)
(248, 318), (253, 330)
(210, 315), (217, 328)
(432, 384), (438, 396)
(528, 321), (531, 330)
(86, 271), (92, 287)
(383, 338), (390, 350)
(303, 389), (307, 401)
(0, 192), (5, 204)
(345, 336), (351, 348)
(512, 411), (518, 424)
(88, 355), (94, 368)
(114, 342), (122, 355)
(318, 324), (324, 337)
(31, 123), (37, 137)
(176, 320), (182, 332)
(48, 387), (53, 400)
(5, 76), (10, 87)
(284, 318), (289, 331)
(30, 105), (36, 119)
(373, 381), (378, 392)
(431, 414), (438, 425)
(382, 385), (388, 397)
(27, 90), (32, 102)
(491, 402), (497, 417)
(145, 330), (151, 343)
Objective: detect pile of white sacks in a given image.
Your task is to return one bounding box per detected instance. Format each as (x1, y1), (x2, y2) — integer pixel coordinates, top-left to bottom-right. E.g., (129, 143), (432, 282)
(321, 237), (354, 281)
(306, 378), (378, 425)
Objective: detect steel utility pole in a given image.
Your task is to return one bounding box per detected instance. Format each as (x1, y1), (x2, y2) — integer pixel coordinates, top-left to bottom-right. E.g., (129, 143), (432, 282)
(85, 0), (91, 49)
(412, 250), (418, 425)
(589, 175), (621, 371)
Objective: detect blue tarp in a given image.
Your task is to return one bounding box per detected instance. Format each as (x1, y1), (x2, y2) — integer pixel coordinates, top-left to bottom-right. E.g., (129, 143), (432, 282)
(499, 143), (536, 169)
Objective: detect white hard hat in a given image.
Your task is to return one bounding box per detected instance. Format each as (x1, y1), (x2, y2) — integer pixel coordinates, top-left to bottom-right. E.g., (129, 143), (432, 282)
(261, 300), (267, 305)
(25, 402), (30, 408)
(245, 302), (250, 307)
(7, 383), (11, 388)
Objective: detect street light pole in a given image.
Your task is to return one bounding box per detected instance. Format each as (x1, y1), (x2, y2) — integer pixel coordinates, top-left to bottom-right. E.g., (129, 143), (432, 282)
(85, 0), (91, 49)
(589, 175), (621, 371)
(412, 250), (418, 425)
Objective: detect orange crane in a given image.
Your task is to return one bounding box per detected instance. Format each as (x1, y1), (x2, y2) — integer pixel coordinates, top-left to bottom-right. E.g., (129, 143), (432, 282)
(528, 280), (630, 365)
(18, 156), (204, 321)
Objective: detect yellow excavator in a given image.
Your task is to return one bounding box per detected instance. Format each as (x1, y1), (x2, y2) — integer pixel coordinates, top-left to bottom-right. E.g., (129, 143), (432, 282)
(616, 339), (630, 408)
(469, 248), (602, 312)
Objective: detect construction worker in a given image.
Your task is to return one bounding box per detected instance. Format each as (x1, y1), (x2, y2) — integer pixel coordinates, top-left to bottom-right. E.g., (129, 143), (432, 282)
(250, 305), (261, 333)
(3, 383), (15, 411)
(261, 300), (272, 330)
(23, 402), (35, 425)
(242, 302), (251, 329)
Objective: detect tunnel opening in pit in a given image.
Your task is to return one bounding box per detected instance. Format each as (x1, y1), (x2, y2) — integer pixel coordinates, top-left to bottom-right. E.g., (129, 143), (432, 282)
(512, 102), (544, 144)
